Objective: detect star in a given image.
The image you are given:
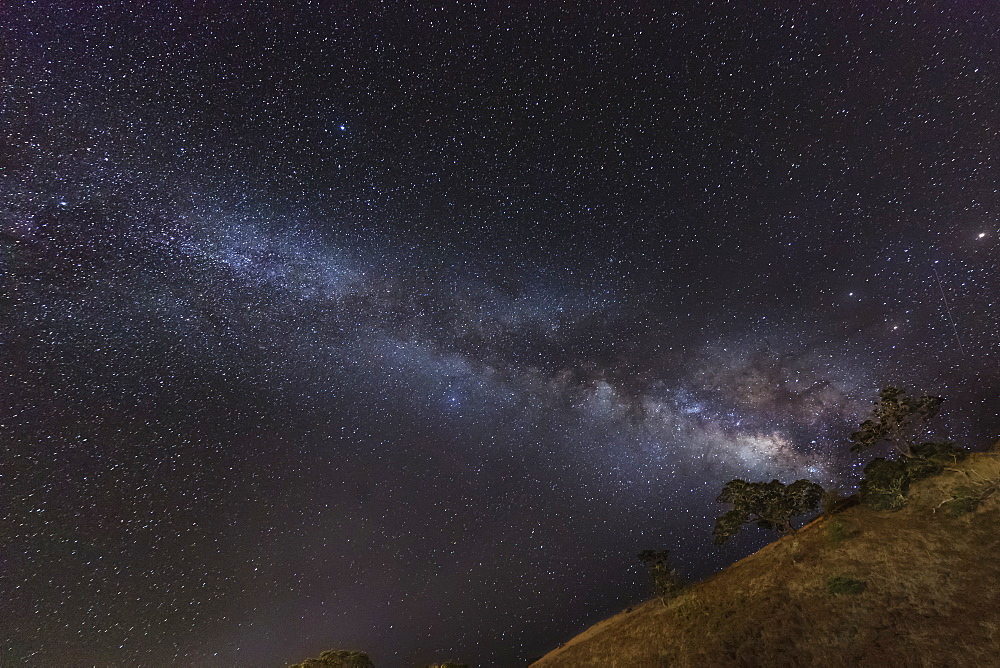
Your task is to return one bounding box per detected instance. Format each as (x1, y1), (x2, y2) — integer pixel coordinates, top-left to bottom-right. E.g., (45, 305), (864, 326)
(5, 3), (998, 667)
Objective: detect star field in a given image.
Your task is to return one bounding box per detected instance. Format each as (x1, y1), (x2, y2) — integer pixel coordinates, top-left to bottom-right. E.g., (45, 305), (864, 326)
(3, 2), (999, 666)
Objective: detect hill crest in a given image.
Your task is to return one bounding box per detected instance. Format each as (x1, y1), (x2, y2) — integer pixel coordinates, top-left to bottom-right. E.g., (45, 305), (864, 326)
(532, 448), (1000, 667)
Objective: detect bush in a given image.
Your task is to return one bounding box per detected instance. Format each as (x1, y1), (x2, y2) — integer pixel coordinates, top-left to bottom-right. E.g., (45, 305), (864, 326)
(937, 481), (997, 517)
(825, 519), (853, 545)
(638, 550), (685, 605)
(860, 442), (967, 510)
(860, 458), (909, 510)
(826, 575), (866, 596)
(941, 492), (979, 517)
(290, 649), (374, 668)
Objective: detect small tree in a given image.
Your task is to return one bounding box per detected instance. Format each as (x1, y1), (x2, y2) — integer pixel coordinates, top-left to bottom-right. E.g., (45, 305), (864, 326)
(637, 550), (684, 605)
(850, 386), (943, 458)
(290, 649), (374, 668)
(858, 457), (909, 511)
(713, 479), (824, 544)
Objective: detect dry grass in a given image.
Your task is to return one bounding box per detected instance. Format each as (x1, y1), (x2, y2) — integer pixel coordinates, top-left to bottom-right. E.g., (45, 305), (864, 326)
(531, 451), (1000, 668)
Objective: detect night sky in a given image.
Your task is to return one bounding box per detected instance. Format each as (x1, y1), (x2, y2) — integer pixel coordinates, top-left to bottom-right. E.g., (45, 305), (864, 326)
(3, 2), (999, 666)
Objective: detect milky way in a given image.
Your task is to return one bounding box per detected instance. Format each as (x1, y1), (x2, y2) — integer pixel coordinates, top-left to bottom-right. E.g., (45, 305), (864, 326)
(4, 3), (999, 666)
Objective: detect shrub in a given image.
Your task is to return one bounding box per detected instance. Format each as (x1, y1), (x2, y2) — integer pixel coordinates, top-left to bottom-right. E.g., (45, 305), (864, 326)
(638, 550), (685, 605)
(825, 519), (853, 545)
(860, 457), (909, 510)
(937, 480), (998, 517)
(290, 649), (374, 668)
(826, 575), (866, 596)
(942, 493), (979, 517)
(860, 443), (967, 510)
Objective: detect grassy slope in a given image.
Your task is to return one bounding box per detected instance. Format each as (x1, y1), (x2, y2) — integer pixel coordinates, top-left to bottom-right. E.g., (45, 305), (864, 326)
(532, 449), (1000, 668)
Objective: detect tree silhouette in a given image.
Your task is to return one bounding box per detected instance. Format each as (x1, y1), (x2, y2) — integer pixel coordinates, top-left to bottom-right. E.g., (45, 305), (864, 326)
(849, 386), (943, 458)
(714, 479), (824, 544)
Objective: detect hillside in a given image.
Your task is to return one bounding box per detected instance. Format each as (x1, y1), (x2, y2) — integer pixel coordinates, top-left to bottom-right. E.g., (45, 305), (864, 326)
(532, 447), (1000, 668)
